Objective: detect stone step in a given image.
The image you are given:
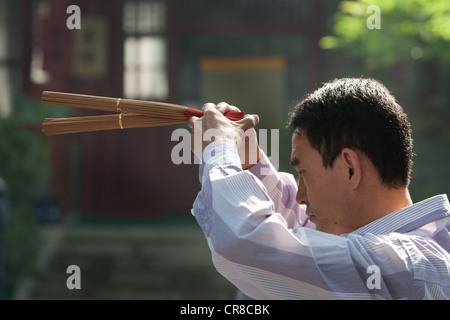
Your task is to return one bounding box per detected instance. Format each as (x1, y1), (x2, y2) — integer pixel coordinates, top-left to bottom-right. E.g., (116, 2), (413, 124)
(22, 223), (237, 300)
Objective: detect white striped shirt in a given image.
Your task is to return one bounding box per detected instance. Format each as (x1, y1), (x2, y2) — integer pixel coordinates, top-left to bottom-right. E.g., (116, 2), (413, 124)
(192, 140), (450, 299)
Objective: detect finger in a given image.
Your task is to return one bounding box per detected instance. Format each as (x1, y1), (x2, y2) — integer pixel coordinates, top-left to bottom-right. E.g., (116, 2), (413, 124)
(202, 103), (217, 113)
(202, 102), (223, 118)
(187, 116), (200, 129)
(216, 102), (241, 114)
(237, 114), (259, 132)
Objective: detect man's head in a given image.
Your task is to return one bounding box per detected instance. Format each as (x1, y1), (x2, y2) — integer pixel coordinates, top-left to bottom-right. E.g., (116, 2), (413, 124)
(288, 78), (413, 234)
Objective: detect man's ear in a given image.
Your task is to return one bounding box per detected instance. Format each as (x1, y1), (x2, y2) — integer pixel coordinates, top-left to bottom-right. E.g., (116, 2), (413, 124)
(340, 148), (362, 190)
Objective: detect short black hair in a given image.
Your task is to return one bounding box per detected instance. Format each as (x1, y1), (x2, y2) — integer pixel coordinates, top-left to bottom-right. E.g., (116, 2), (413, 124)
(288, 78), (413, 188)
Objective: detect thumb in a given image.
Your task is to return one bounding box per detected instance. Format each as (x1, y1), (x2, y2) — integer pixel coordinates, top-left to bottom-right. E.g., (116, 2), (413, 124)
(187, 116), (200, 129)
(238, 114), (259, 132)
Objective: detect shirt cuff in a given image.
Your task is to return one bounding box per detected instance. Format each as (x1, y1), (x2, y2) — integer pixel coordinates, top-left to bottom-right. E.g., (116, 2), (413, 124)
(248, 150), (281, 193)
(199, 140), (242, 185)
(248, 150), (278, 178)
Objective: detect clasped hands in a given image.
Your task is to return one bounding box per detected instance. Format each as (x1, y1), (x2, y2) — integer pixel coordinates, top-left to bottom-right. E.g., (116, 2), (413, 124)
(187, 102), (261, 170)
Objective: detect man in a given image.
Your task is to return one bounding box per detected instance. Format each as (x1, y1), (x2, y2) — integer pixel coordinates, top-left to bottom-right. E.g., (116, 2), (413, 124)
(188, 78), (450, 299)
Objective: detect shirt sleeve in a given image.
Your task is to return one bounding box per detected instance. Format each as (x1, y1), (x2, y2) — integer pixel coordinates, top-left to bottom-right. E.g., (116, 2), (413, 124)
(192, 140), (415, 300)
(247, 150), (315, 230)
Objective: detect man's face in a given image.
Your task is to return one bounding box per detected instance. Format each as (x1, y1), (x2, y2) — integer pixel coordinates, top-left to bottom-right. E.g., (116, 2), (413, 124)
(290, 131), (356, 235)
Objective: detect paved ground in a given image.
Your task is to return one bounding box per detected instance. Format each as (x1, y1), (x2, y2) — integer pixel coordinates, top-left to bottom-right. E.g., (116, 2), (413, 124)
(15, 219), (238, 300)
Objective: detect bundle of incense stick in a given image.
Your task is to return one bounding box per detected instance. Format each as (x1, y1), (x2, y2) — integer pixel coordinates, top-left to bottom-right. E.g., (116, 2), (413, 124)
(41, 91), (245, 136)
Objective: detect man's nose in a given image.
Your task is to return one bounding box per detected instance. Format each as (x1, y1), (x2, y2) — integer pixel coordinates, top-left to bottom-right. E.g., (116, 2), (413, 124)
(296, 177), (308, 205)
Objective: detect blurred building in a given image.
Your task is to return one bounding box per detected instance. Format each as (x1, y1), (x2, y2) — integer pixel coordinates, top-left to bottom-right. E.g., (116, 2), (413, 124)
(4, 0), (338, 220)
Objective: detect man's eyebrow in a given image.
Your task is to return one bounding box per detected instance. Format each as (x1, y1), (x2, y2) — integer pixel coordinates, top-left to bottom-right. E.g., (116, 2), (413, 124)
(290, 157), (300, 167)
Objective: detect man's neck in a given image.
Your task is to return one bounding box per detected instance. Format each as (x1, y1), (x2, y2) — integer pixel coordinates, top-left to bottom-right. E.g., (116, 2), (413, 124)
(362, 187), (413, 228)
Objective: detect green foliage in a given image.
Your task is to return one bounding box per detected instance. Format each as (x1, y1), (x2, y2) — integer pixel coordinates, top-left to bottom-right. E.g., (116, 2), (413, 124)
(0, 120), (49, 203)
(321, 0), (450, 68)
(3, 203), (42, 286)
(320, 0), (450, 200)
(0, 93), (52, 289)
(0, 97), (50, 203)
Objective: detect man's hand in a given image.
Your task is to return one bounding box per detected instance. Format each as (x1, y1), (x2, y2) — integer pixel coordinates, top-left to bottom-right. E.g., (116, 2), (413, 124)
(187, 102), (261, 169)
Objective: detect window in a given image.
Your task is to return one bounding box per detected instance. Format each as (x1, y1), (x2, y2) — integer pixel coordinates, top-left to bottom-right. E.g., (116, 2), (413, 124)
(30, 0), (51, 85)
(123, 1), (168, 100)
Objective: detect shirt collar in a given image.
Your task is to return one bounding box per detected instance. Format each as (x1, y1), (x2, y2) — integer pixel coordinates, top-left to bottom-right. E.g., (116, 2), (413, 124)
(350, 194), (450, 236)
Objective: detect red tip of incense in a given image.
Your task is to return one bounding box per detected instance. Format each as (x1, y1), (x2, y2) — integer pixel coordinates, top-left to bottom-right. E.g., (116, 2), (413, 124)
(183, 108), (203, 118)
(184, 107), (245, 121)
(223, 111), (246, 121)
